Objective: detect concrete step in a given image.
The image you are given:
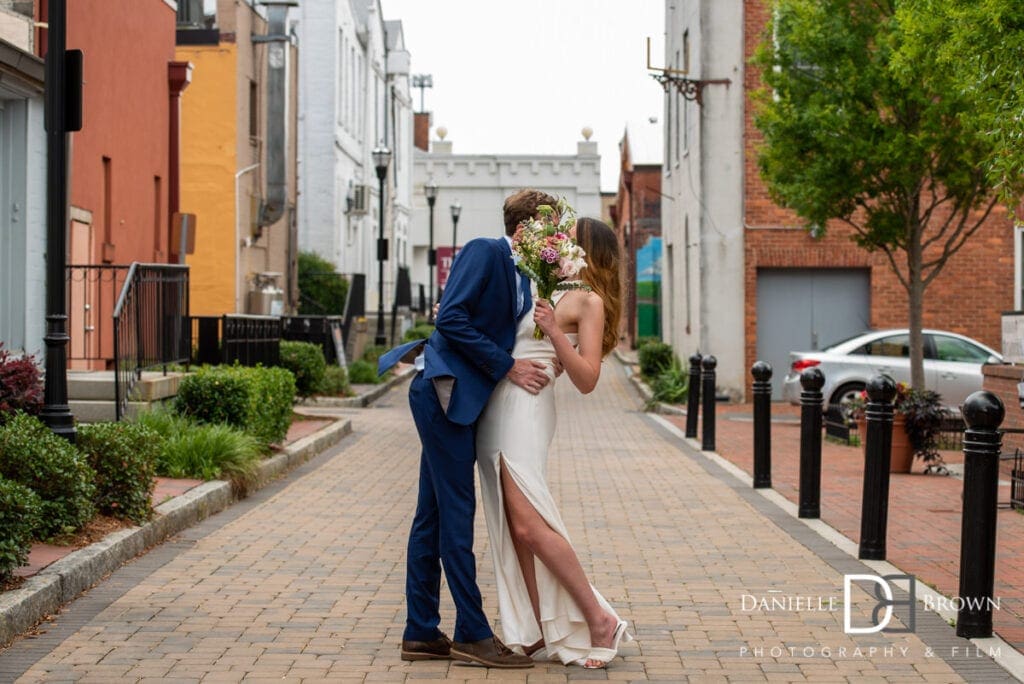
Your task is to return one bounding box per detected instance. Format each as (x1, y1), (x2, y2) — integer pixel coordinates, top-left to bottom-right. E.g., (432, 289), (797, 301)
(69, 399), (154, 424)
(67, 371), (185, 402)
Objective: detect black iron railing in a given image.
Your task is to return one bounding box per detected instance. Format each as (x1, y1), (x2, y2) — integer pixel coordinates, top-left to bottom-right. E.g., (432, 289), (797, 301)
(192, 314), (282, 367)
(112, 263), (190, 420)
(66, 264), (131, 364)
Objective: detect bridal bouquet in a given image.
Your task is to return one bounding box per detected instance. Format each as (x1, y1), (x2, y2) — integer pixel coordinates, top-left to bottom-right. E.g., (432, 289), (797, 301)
(510, 198), (590, 339)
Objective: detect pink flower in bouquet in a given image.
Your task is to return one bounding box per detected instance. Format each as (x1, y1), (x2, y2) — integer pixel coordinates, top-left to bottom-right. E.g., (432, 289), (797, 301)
(509, 198), (591, 339)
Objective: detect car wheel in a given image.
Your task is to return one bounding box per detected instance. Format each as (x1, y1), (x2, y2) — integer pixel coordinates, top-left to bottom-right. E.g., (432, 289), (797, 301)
(831, 382), (866, 420)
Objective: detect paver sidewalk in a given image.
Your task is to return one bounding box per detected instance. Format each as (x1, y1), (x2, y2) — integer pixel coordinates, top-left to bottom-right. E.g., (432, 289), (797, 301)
(0, 363), (1010, 681)
(664, 397), (1024, 653)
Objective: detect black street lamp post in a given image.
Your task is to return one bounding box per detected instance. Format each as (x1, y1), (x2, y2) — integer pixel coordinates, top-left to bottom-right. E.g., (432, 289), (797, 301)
(450, 201), (462, 261)
(373, 146), (392, 347)
(41, 0), (81, 441)
(425, 181), (438, 319)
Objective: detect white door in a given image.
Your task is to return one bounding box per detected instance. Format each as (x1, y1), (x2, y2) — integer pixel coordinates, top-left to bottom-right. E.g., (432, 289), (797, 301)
(928, 332), (994, 407)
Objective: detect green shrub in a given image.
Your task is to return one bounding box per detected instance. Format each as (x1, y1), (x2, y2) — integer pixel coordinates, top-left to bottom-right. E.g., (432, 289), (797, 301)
(134, 405), (193, 441)
(638, 342), (675, 379)
(0, 412), (95, 538)
(279, 341), (327, 397)
(158, 423), (262, 495)
(175, 365), (296, 448)
(652, 362), (689, 404)
(636, 336), (660, 349)
(76, 422), (159, 524)
(360, 345), (389, 364)
(0, 477), (40, 580)
(348, 359), (380, 384)
(298, 251), (349, 316)
(321, 365), (350, 396)
(402, 324), (435, 342)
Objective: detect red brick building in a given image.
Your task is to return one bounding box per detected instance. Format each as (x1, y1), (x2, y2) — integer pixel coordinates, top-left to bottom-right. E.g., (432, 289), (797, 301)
(611, 121), (662, 347)
(660, 0), (1015, 401)
(35, 0), (189, 366)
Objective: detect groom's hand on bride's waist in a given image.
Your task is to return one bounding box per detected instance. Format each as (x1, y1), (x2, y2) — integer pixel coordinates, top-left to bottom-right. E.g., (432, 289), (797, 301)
(506, 359), (550, 395)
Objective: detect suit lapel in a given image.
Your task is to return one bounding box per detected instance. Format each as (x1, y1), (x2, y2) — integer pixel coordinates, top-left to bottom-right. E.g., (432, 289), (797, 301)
(500, 237), (518, 319)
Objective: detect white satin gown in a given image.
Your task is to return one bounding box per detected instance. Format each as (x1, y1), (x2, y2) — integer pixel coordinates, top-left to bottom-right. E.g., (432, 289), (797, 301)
(476, 293), (628, 665)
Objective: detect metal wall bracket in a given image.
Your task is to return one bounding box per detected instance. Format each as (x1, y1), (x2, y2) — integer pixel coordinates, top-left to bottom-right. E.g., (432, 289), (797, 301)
(650, 72), (731, 106)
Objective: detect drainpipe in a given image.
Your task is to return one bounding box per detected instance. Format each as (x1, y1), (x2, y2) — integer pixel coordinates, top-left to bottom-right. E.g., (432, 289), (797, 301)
(168, 61), (192, 263)
(255, 1), (295, 228)
(236, 163), (260, 312)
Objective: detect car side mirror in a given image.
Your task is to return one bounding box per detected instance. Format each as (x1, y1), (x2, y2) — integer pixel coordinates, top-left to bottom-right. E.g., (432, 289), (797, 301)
(986, 355), (1002, 365)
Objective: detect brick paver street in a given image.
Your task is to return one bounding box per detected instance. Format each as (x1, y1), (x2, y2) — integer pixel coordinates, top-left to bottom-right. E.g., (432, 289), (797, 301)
(0, 362), (1013, 681)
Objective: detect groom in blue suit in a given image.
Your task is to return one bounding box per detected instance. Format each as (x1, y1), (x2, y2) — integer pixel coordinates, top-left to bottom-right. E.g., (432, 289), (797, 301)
(378, 189), (555, 668)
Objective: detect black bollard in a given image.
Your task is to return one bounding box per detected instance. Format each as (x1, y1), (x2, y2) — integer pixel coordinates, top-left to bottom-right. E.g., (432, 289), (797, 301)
(858, 375), (897, 560)
(957, 391), (1005, 639)
(798, 367), (825, 518)
(685, 352), (702, 438)
(752, 361), (773, 488)
(701, 355), (717, 451)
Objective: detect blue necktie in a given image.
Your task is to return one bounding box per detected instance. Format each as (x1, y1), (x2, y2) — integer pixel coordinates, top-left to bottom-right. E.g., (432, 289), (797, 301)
(517, 274), (532, 320)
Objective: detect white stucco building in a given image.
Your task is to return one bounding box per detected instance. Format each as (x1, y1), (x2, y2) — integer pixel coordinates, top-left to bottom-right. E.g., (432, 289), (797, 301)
(660, 0), (745, 398)
(409, 132), (602, 307)
(0, 8), (46, 356)
(296, 0), (412, 315)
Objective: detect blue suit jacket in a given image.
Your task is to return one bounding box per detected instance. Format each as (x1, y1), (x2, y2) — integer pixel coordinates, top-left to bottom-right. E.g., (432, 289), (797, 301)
(378, 236), (524, 426)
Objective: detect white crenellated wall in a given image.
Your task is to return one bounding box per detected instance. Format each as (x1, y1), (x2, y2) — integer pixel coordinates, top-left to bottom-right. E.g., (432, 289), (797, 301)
(409, 139), (601, 305)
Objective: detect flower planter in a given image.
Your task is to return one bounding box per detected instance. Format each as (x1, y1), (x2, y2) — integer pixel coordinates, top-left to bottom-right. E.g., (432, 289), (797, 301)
(857, 415), (915, 473)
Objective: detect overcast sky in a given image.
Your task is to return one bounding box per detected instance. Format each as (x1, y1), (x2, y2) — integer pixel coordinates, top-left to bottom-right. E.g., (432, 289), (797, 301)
(382, 0), (666, 193)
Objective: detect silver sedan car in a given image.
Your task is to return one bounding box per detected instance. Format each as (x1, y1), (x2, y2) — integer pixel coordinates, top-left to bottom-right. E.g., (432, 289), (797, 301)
(781, 328), (1003, 411)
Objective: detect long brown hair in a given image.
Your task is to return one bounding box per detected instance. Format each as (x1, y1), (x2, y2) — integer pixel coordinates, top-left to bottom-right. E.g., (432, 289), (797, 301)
(576, 217), (622, 357)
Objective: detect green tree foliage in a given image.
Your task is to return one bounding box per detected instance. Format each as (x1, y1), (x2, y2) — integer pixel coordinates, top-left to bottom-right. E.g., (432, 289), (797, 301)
(895, 0), (1024, 203)
(298, 251), (349, 315)
(752, 0), (999, 389)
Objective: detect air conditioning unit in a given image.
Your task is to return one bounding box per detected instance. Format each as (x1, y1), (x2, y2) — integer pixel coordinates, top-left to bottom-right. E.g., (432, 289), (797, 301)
(351, 184), (370, 215)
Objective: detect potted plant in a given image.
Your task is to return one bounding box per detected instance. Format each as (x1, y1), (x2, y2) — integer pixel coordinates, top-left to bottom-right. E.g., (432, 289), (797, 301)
(849, 382), (947, 473)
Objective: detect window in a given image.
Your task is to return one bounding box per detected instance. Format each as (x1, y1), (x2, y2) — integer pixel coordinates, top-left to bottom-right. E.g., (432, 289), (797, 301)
(249, 80), (258, 137)
(1016, 224), (1024, 309)
(342, 30), (350, 125)
(153, 176), (162, 258)
(673, 49), (680, 163)
(852, 334), (909, 357)
(931, 335), (991, 363)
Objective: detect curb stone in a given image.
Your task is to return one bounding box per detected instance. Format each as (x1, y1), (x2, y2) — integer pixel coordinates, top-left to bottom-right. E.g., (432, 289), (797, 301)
(0, 416), (352, 647)
(299, 365), (416, 408)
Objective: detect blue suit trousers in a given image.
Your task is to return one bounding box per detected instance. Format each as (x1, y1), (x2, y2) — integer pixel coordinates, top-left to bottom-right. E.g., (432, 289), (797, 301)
(403, 372), (491, 643)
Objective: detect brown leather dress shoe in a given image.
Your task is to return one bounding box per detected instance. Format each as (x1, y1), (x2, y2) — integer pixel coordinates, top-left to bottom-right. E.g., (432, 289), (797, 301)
(400, 632), (453, 661)
(450, 635), (534, 668)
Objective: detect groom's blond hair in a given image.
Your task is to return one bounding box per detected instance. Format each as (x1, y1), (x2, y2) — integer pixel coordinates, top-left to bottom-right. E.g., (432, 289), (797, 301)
(503, 188), (557, 236)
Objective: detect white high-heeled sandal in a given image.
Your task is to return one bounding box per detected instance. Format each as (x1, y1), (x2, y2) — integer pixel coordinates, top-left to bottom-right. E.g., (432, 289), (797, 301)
(579, 619), (628, 669)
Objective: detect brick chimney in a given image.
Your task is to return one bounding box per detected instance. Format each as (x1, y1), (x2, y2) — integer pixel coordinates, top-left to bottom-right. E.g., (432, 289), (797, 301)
(414, 112), (431, 151)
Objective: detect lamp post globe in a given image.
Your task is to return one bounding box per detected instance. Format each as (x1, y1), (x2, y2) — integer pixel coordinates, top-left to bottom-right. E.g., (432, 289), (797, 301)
(424, 181), (438, 319)
(372, 145), (392, 347)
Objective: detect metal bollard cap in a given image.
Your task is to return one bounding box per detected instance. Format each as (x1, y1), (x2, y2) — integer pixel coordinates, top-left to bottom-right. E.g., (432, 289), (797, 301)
(690, 352), (703, 366)
(799, 366), (824, 390)
(701, 355), (717, 370)
(963, 391), (1005, 429)
(751, 360), (772, 381)
(866, 375), (896, 403)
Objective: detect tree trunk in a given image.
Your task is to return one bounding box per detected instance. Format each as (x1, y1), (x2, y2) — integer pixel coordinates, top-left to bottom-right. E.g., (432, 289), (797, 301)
(907, 224), (926, 391)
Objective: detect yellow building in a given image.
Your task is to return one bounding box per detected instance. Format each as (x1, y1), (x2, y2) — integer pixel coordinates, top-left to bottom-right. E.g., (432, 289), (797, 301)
(176, 0), (298, 316)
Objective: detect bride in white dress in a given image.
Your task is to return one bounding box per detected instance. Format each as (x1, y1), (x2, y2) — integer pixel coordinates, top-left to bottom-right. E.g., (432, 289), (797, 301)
(477, 218), (631, 669)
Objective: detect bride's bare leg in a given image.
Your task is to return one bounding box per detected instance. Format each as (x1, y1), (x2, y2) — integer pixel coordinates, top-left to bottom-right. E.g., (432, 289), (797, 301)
(500, 459), (542, 627)
(499, 462), (618, 651)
